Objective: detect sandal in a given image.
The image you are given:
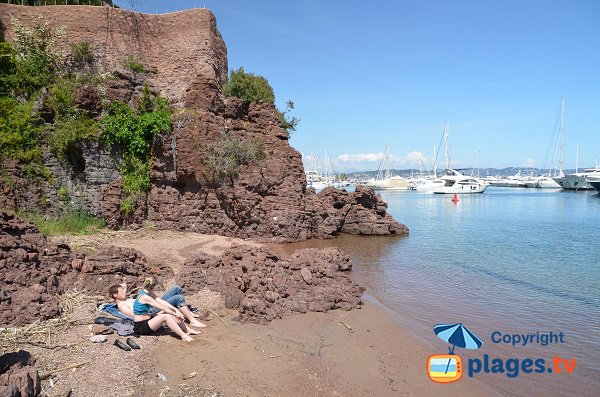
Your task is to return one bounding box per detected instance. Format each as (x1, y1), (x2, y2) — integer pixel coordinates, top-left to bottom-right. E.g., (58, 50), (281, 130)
(126, 338), (140, 350)
(114, 339), (131, 351)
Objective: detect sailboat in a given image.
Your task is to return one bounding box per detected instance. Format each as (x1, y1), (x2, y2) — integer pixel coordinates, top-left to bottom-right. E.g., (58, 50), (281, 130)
(365, 145), (409, 190)
(432, 123), (488, 194)
(551, 98), (595, 190)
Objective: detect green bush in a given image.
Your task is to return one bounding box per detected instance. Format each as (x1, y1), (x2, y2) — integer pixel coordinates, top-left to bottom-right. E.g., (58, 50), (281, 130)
(0, 42), (17, 97)
(9, 15), (62, 99)
(222, 67), (275, 104)
(70, 41), (94, 66)
(205, 132), (266, 184)
(124, 55), (145, 73)
(277, 100), (300, 136)
(22, 210), (106, 236)
(49, 116), (99, 161)
(0, 97), (49, 180)
(100, 92), (171, 214)
(57, 185), (70, 202)
(46, 77), (78, 119)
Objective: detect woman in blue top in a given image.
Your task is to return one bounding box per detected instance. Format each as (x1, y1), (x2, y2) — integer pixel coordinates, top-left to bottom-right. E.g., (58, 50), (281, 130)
(132, 276), (199, 342)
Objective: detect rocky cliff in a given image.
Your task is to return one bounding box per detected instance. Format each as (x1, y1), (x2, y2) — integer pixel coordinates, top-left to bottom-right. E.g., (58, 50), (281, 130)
(0, 4), (407, 241)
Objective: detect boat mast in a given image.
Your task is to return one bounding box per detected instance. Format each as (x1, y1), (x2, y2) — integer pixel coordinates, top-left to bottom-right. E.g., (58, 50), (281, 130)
(433, 144), (437, 178)
(558, 97), (565, 177)
(575, 144), (579, 173)
(444, 122), (450, 171)
(325, 150), (328, 186)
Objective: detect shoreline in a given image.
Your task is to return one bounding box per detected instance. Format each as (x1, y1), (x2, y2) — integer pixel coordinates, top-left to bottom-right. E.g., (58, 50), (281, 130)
(3, 230), (494, 396)
(139, 299), (491, 397)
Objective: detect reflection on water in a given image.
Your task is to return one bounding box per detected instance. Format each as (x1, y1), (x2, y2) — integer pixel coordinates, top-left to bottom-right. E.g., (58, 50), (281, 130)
(277, 188), (600, 397)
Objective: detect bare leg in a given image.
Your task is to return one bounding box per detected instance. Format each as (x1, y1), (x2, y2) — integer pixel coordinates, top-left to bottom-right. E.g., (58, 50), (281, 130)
(179, 306), (207, 328)
(149, 314), (193, 342)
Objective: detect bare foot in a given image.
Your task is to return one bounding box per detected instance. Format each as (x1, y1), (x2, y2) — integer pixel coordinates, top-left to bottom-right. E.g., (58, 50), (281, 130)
(189, 320), (207, 328)
(187, 328), (201, 335)
(182, 335), (193, 342)
(191, 313), (201, 318)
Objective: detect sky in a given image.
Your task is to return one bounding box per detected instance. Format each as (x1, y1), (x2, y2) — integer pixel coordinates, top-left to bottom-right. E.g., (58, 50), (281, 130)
(117, 0), (600, 172)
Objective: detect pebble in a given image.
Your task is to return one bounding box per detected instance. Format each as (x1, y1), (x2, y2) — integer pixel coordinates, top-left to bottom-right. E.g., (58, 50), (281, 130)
(90, 335), (107, 343)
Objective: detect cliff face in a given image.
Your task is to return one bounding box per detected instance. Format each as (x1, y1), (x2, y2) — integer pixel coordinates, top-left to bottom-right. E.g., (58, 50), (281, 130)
(0, 4), (227, 108)
(0, 4), (407, 241)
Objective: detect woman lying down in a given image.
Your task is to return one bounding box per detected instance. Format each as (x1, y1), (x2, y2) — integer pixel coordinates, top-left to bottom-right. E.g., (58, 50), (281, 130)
(108, 276), (206, 342)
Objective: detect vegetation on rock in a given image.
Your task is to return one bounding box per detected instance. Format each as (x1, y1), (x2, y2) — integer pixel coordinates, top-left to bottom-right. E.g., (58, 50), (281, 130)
(100, 84), (171, 214)
(21, 210), (106, 236)
(222, 67), (299, 136)
(205, 131), (266, 185)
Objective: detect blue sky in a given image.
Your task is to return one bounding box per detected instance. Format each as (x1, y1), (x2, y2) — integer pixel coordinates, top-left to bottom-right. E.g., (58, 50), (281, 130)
(119, 0), (600, 172)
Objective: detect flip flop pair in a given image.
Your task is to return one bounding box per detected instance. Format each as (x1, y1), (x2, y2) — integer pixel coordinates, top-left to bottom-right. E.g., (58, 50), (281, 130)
(114, 338), (140, 351)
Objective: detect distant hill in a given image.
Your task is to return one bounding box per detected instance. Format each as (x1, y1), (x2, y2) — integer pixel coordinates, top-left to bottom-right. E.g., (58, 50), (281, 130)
(345, 167), (585, 181)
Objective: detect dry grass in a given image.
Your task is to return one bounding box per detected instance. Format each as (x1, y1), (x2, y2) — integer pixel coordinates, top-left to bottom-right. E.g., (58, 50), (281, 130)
(0, 290), (103, 354)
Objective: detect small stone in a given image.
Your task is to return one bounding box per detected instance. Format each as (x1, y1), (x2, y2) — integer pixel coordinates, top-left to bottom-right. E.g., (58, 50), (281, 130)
(157, 373), (168, 381)
(300, 268), (312, 285)
(89, 335), (107, 343)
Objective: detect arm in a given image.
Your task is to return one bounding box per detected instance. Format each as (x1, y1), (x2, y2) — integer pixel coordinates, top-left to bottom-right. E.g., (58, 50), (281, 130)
(155, 297), (183, 316)
(138, 294), (184, 321)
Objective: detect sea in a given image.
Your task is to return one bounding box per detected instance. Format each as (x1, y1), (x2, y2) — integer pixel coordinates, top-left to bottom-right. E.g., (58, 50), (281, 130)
(284, 187), (600, 397)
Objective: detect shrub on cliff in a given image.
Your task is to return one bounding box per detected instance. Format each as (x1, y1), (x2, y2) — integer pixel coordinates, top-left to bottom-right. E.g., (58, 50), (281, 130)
(205, 131), (266, 185)
(223, 67), (275, 104)
(0, 97), (50, 180)
(100, 86), (171, 215)
(8, 15), (63, 100)
(46, 76), (100, 163)
(223, 68), (300, 136)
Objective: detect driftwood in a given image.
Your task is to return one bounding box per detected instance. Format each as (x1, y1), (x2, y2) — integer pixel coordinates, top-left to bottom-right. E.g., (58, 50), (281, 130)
(39, 361), (89, 380)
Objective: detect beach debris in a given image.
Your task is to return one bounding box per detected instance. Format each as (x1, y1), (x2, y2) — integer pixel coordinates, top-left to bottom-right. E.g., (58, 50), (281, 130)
(181, 371), (197, 380)
(136, 370), (148, 377)
(89, 335), (107, 343)
(62, 388), (73, 397)
(157, 372), (168, 382)
(203, 306), (229, 328)
(340, 322), (352, 331)
(268, 355), (283, 358)
(39, 361), (90, 380)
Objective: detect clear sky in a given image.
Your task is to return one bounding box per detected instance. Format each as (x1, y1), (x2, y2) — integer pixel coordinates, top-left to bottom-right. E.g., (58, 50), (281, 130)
(118, 0), (600, 172)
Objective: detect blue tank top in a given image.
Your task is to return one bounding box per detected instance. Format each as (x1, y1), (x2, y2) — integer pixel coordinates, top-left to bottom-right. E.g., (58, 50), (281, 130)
(133, 290), (152, 315)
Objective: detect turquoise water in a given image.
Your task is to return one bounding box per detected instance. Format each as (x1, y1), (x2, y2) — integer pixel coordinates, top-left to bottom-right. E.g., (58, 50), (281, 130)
(283, 187), (600, 396)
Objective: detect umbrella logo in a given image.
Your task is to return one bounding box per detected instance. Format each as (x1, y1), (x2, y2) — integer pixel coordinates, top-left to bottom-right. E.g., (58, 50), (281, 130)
(427, 323), (483, 383)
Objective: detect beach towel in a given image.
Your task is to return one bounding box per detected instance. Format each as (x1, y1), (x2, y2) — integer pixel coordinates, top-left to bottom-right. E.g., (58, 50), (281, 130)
(98, 302), (134, 321)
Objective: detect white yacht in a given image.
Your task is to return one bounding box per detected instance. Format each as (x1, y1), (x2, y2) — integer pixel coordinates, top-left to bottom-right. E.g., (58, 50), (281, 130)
(431, 123), (488, 194)
(586, 174), (600, 192)
(535, 176), (562, 189)
(412, 177), (446, 191)
(433, 169), (488, 194)
(555, 168), (597, 190)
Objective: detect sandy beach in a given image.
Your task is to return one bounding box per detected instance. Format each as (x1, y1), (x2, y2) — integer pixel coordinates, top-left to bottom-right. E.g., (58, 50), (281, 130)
(24, 231), (493, 397)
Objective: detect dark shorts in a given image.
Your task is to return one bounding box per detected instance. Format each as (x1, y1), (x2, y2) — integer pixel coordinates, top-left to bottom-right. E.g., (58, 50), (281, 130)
(133, 319), (154, 335)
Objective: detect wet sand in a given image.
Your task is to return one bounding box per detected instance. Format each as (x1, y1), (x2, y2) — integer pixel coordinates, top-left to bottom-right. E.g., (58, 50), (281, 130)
(138, 299), (493, 397)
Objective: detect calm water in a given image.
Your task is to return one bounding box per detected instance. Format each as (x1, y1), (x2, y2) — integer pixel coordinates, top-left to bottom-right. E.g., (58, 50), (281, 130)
(283, 187), (600, 396)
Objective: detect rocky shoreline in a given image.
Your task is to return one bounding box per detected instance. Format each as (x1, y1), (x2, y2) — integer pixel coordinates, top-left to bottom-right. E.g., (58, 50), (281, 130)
(1, 209), (382, 396)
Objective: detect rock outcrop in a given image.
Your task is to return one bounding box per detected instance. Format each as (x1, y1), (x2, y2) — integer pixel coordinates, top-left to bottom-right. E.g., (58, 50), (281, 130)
(0, 4), (408, 241)
(0, 211), (171, 326)
(177, 245), (365, 323)
(0, 212), (72, 326)
(0, 351), (41, 397)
